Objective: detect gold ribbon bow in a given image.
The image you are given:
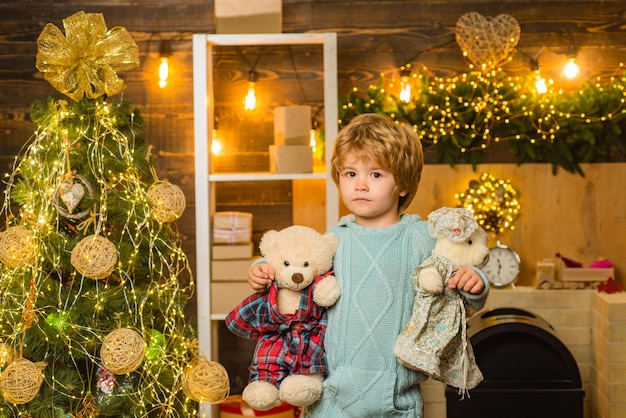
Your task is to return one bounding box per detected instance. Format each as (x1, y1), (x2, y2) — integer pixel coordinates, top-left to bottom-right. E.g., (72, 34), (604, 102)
(36, 11), (140, 102)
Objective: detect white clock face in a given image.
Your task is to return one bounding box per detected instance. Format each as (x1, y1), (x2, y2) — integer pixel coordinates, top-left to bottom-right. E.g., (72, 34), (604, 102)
(482, 245), (520, 287)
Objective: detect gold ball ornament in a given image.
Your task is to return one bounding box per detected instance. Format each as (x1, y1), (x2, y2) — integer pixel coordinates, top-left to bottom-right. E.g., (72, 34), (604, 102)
(0, 226), (36, 269)
(70, 234), (117, 280)
(182, 359), (230, 403)
(147, 180), (186, 223)
(0, 358), (45, 405)
(101, 328), (145, 375)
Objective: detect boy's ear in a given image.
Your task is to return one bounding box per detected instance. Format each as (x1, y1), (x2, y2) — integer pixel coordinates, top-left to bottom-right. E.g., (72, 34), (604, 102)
(399, 190), (408, 197)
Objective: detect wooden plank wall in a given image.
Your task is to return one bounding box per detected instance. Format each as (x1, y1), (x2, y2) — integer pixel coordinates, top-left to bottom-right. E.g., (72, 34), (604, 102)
(1, 0), (626, 291)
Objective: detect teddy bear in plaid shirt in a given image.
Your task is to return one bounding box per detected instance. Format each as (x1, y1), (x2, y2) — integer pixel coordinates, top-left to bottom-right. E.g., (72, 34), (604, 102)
(226, 226), (340, 411)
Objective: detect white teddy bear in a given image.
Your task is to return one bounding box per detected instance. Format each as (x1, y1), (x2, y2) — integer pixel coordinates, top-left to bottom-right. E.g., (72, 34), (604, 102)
(394, 207), (489, 392)
(225, 225), (340, 411)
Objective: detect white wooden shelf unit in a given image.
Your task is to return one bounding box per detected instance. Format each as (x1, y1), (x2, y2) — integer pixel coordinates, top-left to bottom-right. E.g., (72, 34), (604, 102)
(192, 33), (339, 369)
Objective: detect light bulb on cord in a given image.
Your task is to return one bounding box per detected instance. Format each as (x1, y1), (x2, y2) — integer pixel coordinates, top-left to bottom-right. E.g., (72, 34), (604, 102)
(211, 131), (222, 155)
(562, 57), (580, 79)
(399, 64), (412, 103)
(211, 117), (222, 155)
(244, 70), (259, 110)
(158, 40), (173, 89)
(562, 45), (579, 79)
(534, 72), (548, 94)
(528, 58), (548, 94)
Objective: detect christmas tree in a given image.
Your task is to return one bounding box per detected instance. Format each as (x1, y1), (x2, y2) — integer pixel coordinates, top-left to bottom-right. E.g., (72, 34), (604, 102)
(0, 11), (228, 417)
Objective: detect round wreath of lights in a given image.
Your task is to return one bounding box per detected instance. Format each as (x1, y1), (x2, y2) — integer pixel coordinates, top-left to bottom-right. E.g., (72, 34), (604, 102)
(455, 172), (520, 234)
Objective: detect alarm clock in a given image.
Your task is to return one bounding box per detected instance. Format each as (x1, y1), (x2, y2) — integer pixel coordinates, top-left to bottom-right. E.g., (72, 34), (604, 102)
(482, 241), (521, 287)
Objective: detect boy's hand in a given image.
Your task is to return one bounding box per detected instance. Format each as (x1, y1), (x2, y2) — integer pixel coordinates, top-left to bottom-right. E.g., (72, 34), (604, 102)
(448, 266), (485, 294)
(248, 262), (275, 292)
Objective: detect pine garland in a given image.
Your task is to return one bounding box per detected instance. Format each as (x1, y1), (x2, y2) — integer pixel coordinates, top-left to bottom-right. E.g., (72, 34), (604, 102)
(338, 67), (626, 176)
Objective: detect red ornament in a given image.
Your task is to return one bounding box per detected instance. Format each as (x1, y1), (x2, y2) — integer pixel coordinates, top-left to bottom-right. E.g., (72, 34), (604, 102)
(596, 277), (623, 294)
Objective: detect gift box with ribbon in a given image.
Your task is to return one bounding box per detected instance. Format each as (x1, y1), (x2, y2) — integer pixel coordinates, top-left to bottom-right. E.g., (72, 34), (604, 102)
(219, 395), (295, 417)
(213, 212), (253, 244)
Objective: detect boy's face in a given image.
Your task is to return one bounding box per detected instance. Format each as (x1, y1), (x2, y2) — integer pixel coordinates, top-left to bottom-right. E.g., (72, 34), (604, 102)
(338, 152), (407, 228)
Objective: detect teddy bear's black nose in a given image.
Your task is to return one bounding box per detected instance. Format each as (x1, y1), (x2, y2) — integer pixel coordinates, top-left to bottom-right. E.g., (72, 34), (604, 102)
(292, 273), (304, 284)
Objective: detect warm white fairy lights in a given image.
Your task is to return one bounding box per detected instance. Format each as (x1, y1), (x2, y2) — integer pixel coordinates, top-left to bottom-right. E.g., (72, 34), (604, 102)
(0, 98), (200, 415)
(455, 172), (521, 234)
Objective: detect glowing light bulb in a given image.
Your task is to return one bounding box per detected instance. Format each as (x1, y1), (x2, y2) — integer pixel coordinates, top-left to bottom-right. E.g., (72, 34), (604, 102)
(400, 83), (411, 103)
(563, 57), (580, 79)
(158, 40), (173, 89)
(399, 65), (412, 103)
(244, 83), (256, 110)
(211, 118), (222, 154)
(211, 136), (222, 155)
(244, 70), (259, 110)
(158, 57), (169, 88)
(534, 71), (548, 94)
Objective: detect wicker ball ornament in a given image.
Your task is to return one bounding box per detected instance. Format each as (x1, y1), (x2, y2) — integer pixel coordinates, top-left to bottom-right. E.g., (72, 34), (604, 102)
(101, 328), (145, 375)
(182, 359), (230, 403)
(0, 225), (36, 269)
(0, 358), (45, 405)
(71, 234), (117, 280)
(147, 181), (186, 223)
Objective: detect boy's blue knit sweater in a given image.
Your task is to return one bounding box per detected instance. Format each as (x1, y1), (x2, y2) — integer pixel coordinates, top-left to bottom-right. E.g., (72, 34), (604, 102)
(306, 214), (489, 417)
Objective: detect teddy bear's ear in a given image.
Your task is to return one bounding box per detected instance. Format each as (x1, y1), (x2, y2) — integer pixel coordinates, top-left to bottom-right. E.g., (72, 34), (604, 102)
(259, 229), (279, 257)
(323, 233), (339, 254)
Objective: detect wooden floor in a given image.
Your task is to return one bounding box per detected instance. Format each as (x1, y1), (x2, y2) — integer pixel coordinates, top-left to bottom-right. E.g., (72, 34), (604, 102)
(1, 1), (626, 289)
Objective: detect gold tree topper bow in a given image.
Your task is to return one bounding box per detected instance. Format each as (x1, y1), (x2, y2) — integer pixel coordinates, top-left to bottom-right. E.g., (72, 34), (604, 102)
(36, 11), (140, 102)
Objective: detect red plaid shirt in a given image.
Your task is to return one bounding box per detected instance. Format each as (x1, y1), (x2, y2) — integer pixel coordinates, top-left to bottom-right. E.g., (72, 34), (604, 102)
(225, 272), (333, 386)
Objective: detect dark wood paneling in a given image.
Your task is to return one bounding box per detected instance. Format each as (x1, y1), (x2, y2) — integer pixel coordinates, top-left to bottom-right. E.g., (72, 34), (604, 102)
(2, 0), (626, 283)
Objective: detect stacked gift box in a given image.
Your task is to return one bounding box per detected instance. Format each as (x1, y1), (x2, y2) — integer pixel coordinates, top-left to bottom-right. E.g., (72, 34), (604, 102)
(269, 105), (313, 174)
(220, 395), (295, 417)
(214, 0), (282, 34)
(211, 211), (257, 314)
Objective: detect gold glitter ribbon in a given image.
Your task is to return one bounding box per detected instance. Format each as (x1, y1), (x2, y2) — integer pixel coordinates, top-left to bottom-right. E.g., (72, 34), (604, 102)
(22, 281), (37, 331)
(76, 392), (99, 417)
(36, 11), (140, 102)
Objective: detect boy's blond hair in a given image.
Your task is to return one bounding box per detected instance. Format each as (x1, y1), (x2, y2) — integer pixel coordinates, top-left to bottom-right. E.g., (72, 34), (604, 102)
(330, 113), (424, 213)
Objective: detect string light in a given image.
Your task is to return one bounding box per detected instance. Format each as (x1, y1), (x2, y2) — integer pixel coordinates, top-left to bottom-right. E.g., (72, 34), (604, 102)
(0, 97), (200, 415)
(244, 70), (258, 110)
(211, 117), (222, 155)
(338, 60), (626, 176)
(562, 57), (580, 79)
(528, 58), (549, 94)
(158, 40), (173, 88)
(399, 64), (412, 103)
(456, 172), (521, 235)
(534, 70), (548, 94)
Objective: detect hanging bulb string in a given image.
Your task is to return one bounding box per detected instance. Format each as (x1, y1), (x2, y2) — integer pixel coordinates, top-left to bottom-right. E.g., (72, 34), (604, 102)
(237, 46), (264, 75)
(288, 45), (308, 104)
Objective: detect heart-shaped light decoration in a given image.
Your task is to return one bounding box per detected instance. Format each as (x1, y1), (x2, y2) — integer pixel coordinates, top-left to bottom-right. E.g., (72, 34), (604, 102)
(455, 12), (520, 68)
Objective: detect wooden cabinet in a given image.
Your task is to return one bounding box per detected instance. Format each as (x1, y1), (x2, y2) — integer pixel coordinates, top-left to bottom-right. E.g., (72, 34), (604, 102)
(192, 33), (338, 414)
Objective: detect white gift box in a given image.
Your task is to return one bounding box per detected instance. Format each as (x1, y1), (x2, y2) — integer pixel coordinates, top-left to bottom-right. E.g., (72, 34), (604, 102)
(274, 105), (311, 146)
(269, 145), (313, 174)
